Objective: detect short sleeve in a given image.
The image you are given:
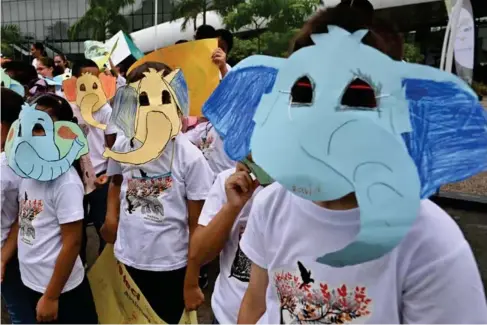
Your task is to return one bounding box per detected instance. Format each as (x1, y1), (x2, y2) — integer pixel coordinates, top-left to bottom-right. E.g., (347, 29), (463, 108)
(107, 158), (122, 176)
(101, 104), (118, 135)
(198, 170), (230, 226)
(240, 193), (267, 269)
(184, 155), (214, 201)
(54, 182), (84, 224)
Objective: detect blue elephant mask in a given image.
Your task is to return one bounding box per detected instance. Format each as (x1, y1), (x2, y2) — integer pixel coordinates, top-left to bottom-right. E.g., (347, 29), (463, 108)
(202, 26), (487, 267)
(5, 103), (89, 181)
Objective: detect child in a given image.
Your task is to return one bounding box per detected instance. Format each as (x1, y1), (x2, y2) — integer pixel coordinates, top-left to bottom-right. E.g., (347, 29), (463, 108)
(71, 59), (117, 260)
(1, 88), (36, 324)
(236, 5), (487, 324)
(11, 94), (98, 323)
(101, 62), (214, 323)
(184, 159), (269, 324)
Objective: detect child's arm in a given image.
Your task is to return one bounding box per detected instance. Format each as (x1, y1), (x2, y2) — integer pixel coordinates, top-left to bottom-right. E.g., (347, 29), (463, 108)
(105, 134), (116, 149)
(101, 174), (122, 244)
(238, 263), (268, 324)
(37, 181), (84, 322)
(1, 221), (19, 282)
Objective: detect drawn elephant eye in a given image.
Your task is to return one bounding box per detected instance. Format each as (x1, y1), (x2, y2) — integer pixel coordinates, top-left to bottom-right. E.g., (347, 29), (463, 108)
(291, 76), (313, 105)
(92, 82), (98, 90)
(80, 83), (86, 91)
(340, 78), (377, 109)
(32, 123), (46, 136)
(139, 91), (150, 106)
(162, 90), (171, 104)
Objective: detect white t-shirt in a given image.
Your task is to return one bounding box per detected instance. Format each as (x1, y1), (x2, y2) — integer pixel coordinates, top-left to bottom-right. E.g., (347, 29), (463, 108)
(107, 133), (214, 271)
(241, 183), (487, 324)
(78, 103), (117, 175)
(17, 167), (85, 293)
(116, 75), (126, 89)
(32, 58), (38, 69)
(186, 121), (236, 175)
(198, 168), (263, 324)
(1, 152), (21, 247)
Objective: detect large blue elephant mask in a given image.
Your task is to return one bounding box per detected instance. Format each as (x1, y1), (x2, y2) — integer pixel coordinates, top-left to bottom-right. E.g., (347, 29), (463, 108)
(5, 103), (89, 181)
(203, 26), (487, 267)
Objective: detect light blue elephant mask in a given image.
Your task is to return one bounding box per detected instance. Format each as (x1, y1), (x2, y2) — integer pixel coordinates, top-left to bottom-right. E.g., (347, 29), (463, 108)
(5, 103), (89, 181)
(1, 68), (25, 97)
(203, 26), (487, 267)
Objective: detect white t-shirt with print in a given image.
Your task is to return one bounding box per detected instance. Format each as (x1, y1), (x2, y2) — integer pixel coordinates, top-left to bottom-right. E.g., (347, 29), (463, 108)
(17, 167), (85, 293)
(198, 168), (263, 324)
(107, 133), (214, 271)
(77, 103), (117, 175)
(186, 121), (236, 175)
(1, 152), (21, 247)
(116, 75), (126, 89)
(241, 183), (487, 324)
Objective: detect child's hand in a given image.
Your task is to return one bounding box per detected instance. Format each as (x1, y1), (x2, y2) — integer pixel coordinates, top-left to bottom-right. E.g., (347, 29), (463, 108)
(95, 174), (109, 188)
(225, 166), (259, 210)
(184, 283), (205, 311)
(212, 48), (227, 70)
(36, 295), (59, 323)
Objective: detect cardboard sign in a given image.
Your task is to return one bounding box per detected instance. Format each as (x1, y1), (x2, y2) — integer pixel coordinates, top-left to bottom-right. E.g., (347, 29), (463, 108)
(88, 245), (197, 324)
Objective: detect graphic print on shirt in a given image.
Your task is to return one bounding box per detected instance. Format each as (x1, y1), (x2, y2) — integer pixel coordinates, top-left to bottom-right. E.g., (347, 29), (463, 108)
(229, 224), (251, 282)
(274, 261), (372, 324)
(18, 192), (44, 245)
(198, 134), (214, 160)
(125, 170), (173, 223)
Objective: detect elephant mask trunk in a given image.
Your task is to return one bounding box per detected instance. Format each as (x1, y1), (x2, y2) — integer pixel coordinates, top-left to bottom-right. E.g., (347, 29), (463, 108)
(80, 93), (107, 130)
(14, 139), (84, 181)
(104, 112), (172, 165)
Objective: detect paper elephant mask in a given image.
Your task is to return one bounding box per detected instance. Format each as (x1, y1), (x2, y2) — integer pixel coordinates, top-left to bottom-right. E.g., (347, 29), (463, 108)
(104, 67), (189, 165)
(63, 73), (116, 130)
(5, 103), (89, 181)
(203, 26), (487, 267)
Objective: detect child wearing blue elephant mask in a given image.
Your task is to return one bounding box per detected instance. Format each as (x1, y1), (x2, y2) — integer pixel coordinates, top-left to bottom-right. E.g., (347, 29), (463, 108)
(9, 94), (98, 324)
(1, 88), (36, 324)
(236, 5), (487, 324)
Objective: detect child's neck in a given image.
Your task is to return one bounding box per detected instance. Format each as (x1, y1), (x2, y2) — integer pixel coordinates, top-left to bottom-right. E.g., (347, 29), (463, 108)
(313, 192), (358, 211)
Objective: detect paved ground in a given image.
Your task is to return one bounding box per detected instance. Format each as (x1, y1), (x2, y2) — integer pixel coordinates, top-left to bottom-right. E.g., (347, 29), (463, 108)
(2, 205), (486, 324)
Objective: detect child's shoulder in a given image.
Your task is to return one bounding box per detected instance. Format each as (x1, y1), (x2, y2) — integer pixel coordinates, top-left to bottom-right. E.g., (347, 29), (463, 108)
(175, 133), (206, 160)
(50, 167), (83, 189)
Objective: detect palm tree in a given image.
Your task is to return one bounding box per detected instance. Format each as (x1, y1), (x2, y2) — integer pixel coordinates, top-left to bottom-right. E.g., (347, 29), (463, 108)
(69, 0), (136, 41)
(171, 0), (243, 31)
(1, 24), (23, 57)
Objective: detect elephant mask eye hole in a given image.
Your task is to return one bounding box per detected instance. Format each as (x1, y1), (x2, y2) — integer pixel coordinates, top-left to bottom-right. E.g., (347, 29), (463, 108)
(32, 123), (46, 136)
(162, 90), (171, 104)
(18, 124), (22, 137)
(291, 76), (313, 105)
(0, 81), (4, 87)
(341, 78), (377, 109)
(139, 92), (150, 106)
(80, 83), (86, 91)
(92, 82), (98, 90)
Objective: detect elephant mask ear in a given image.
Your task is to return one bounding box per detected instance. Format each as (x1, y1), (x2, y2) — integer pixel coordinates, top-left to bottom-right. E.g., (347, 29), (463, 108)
(62, 77), (78, 102)
(109, 85), (138, 138)
(166, 69), (189, 117)
(202, 55), (282, 161)
(400, 63), (487, 198)
(98, 72), (117, 100)
(54, 122), (89, 159)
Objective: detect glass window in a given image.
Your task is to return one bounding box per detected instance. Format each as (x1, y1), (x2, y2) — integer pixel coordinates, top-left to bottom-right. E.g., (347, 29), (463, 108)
(68, 0), (78, 18)
(77, 0), (87, 18)
(18, 21), (28, 35)
(27, 21), (35, 38)
(34, 0), (43, 17)
(10, 1), (20, 21)
(143, 14), (154, 28)
(18, 1), (27, 20)
(133, 14), (143, 31)
(26, 1), (35, 20)
(51, 0), (60, 19)
(60, 0), (69, 18)
(36, 20), (45, 40)
(2, 2), (11, 22)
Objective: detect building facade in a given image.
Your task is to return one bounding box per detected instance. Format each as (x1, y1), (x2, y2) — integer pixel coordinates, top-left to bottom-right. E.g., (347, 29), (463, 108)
(1, 0), (172, 59)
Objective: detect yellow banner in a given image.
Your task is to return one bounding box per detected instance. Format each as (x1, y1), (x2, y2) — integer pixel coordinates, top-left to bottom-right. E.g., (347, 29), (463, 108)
(128, 39), (220, 117)
(88, 245), (197, 324)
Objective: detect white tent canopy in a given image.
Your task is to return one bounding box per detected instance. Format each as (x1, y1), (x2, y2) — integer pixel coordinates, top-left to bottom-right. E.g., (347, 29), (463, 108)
(131, 0), (442, 53)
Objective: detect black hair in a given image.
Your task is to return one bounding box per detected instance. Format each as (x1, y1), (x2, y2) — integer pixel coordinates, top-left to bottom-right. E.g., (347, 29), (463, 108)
(195, 25), (216, 40)
(33, 42), (45, 52)
(216, 29), (234, 54)
(126, 61), (173, 84)
(336, 0), (374, 18)
(1, 88), (24, 126)
(175, 39), (188, 44)
(2, 61), (38, 86)
(72, 58), (99, 77)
